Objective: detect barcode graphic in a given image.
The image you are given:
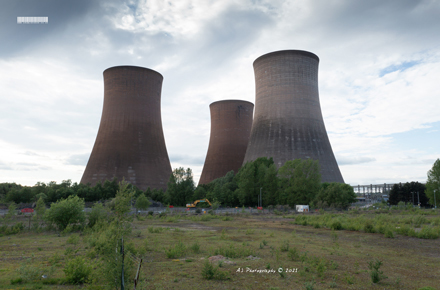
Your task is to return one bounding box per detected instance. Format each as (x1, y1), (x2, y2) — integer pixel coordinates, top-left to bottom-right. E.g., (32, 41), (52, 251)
(17, 17), (48, 24)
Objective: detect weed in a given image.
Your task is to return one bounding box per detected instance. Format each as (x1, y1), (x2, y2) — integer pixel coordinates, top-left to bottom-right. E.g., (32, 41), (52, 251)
(317, 259), (327, 278)
(287, 247), (299, 261)
(364, 221), (375, 233)
(63, 256), (92, 284)
(417, 227), (440, 239)
(165, 241), (186, 259)
(37, 247), (42, 251)
(329, 276), (337, 288)
(330, 220), (342, 230)
(384, 229), (394, 238)
(10, 277), (23, 284)
(330, 260), (338, 270)
(213, 244), (254, 258)
(331, 230), (338, 242)
(259, 243), (264, 249)
(201, 260), (229, 280)
(280, 240), (289, 252)
(148, 227), (164, 233)
(190, 242), (200, 254)
(345, 274), (355, 284)
(368, 259), (387, 283)
(304, 279), (315, 289)
(278, 267), (285, 278)
(245, 229), (254, 235)
(262, 239), (268, 246)
(266, 263), (271, 269)
(220, 229), (227, 240)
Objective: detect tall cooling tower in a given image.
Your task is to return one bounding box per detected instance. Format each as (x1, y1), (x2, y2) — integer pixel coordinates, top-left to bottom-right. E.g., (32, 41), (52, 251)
(243, 50), (344, 183)
(81, 66), (172, 191)
(199, 100), (254, 185)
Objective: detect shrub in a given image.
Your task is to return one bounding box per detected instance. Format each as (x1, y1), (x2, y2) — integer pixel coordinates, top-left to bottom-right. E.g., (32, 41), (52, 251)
(287, 247), (299, 261)
(364, 221), (375, 233)
(148, 211), (154, 216)
(17, 259), (41, 282)
(330, 221), (342, 230)
(195, 208), (202, 214)
(201, 260), (229, 280)
(368, 259), (387, 283)
(45, 195), (86, 231)
(63, 257), (92, 284)
(87, 203), (107, 228)
(417, 227), (440, 239)
(384, 229), (394, 238)
(280, 240), (289, 252)
(165, 241), (186, 258)
(190, 242), (200, 254)
(67, 234), (80, 245)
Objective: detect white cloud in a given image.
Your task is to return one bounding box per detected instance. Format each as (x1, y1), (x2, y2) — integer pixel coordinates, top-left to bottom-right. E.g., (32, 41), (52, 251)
(1, 0), (440, 187)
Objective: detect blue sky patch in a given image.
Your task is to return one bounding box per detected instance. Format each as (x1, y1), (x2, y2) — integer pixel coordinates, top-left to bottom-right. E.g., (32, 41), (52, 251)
(379, 60), (420, 77)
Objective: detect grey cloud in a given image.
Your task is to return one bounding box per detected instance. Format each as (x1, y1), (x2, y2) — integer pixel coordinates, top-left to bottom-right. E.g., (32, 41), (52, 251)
(0, 0), (99, 58)
(337, 156), (376, 165)
(0, 161), (13, 170)
(169, 154), (205, 166)
(65, 153), (90, 166)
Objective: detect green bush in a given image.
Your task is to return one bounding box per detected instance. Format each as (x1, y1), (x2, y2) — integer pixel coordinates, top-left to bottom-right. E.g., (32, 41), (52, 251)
(330, 221), (342, 230)
(368, 259), (387, 283)
(63, 257), (92, 284)
(417, 227), (440, 239)
(280, 240), (289, 252)
(287, 247), (299, 261)
(165, 241), (186, 258)
(190, 242), (200, 254)
(16, 259), (41, 282)
(87, 203), (107, 228)
(384, 229), (394, 238)
(45, 195), (86, 231)
(364, 221), (375, 233)
(201, 260), (229, 280)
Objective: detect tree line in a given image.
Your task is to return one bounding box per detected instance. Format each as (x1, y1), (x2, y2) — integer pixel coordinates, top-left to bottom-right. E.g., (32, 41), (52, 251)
(1, 157), (357, 209)
(166, 157), (357, 209)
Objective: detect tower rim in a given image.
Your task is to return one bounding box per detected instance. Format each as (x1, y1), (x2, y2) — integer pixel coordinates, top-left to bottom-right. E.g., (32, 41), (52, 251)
(253, 50), (319, 65)
(103, 65), (163, 79)
(210, 99), (254, 108)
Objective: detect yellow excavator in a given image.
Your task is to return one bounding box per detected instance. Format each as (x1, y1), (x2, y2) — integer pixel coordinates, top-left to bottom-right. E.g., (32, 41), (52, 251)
(186, 199), (212, 208)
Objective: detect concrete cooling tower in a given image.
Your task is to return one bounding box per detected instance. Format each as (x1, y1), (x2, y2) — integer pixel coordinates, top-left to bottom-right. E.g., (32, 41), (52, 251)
(81, 66), (172, 191)
(199, 100), (254, 185)
(243, 50), (344, 183)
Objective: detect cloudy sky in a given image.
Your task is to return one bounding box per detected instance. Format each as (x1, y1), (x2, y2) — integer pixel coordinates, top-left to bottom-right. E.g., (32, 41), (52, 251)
(1, 0), (439, 187)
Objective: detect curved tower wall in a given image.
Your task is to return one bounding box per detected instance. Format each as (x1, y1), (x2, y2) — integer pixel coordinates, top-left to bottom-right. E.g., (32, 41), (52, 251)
(243, 50), (344, 183)
(81, 66), (172, 190)
(199, 100), (254, 185)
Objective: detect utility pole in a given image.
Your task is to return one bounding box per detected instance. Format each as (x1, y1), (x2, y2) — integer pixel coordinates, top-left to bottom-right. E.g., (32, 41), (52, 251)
(434, 190), (437, 209)
(260, 187), (262, 208)
(417, 191), (420, 208)
(412, 191), (414, 206)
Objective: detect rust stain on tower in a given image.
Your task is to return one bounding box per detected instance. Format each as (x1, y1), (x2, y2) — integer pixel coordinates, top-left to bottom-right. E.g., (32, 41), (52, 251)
(199, 100), (254, 185)
(243, 50), (344, 183)
(81, 66), (172, 190)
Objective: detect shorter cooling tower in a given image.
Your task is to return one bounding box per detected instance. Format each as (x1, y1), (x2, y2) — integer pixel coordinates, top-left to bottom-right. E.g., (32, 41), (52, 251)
(199, 100), (254, 185)
(81, 65), (172, 191)
(243, 50), (344, 183)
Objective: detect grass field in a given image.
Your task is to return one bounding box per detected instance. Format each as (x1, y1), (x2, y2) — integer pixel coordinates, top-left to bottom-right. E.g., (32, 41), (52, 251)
(1, 209), (439, 290)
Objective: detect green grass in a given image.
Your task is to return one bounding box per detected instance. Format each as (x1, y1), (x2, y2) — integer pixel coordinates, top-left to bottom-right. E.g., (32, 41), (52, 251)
(1, 209), (440, 289)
